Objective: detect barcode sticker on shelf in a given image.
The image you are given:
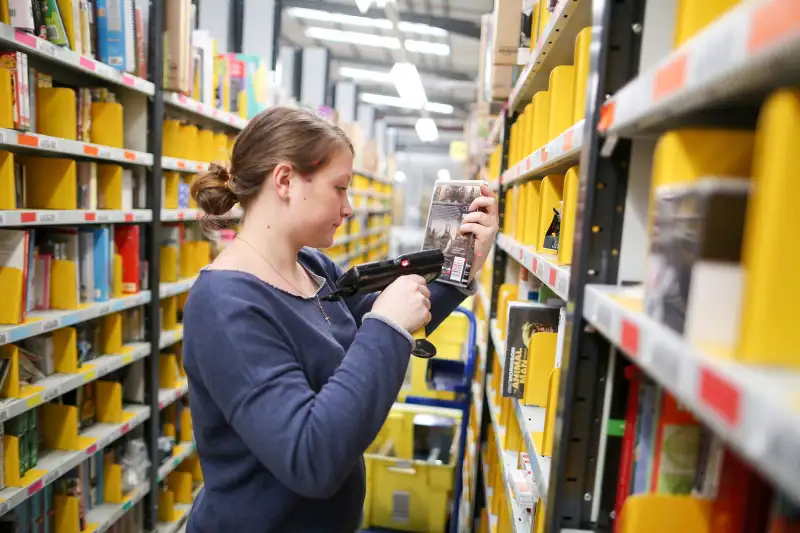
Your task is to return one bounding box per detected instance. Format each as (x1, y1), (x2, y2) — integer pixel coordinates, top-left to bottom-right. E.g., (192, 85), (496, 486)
(651, 341), (680, 387)
(40, 138), (57, 150)
(42, 386), (61, 402)
(0, 213), (5, 224)
(41, 319), (60, 333)
(392, 491), (411, 524)
(44, 466), (62, 485)
(0, 132), (6, 145)
(37, 40), (57, 58)
(555, 274), (568, 297)
(0, 332), (7, 344)
(594, 301), (613, 334)
(39, 213), (56, 223)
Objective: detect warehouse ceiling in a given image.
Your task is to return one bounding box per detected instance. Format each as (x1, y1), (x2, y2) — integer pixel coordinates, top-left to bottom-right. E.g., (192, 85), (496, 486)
(280, 0), (491, 122)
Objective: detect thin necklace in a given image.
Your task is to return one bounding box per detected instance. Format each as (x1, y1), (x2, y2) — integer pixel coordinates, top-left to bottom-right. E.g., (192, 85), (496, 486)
(235, 235), (331, 325)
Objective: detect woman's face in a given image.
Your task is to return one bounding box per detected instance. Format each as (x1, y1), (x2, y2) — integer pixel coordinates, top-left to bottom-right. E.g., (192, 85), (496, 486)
(290, 147), (354, 249)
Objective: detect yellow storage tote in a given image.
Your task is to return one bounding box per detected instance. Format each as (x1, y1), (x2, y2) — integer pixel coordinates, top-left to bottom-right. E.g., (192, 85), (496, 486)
(363, 403), (463, 533)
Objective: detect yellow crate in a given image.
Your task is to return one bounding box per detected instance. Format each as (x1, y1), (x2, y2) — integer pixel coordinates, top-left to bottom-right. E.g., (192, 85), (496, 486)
(363, 403), (462, 533)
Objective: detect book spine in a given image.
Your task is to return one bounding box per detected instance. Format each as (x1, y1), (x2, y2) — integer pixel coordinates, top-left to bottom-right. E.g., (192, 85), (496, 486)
(614, 366), (641, 533)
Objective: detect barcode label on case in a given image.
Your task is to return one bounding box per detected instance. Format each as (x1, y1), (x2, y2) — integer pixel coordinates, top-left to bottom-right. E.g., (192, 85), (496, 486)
(450, 256), (466, 282)
(392, 491), (410, 524)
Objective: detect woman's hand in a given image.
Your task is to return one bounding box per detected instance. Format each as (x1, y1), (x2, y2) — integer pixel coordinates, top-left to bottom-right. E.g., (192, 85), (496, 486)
(460, 183), (499, 278)
(372, 275), (432, 333)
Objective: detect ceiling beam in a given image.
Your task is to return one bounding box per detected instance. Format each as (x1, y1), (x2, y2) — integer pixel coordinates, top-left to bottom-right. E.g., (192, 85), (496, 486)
(283, 0), (482, 39)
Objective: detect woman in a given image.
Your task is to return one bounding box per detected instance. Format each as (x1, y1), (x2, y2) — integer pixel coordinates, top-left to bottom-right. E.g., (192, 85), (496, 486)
(183, 107), (498, 532)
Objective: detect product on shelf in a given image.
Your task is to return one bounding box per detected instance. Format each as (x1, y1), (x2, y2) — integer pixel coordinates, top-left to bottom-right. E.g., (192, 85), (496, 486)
(423, 180), (484, 288)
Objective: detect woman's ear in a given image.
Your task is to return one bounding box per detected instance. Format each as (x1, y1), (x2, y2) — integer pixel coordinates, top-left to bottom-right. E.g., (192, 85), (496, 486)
(272, 162), (293, 200)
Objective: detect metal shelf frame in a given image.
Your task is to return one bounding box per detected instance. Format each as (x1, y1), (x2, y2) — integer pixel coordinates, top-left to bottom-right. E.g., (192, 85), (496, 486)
(477, 0), (649, 530)
(479, 0), (800, 529)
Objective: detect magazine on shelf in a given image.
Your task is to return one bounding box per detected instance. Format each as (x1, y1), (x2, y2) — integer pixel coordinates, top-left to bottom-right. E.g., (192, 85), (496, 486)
(422, 180), (486, 287)
(501, 301), (561, 399)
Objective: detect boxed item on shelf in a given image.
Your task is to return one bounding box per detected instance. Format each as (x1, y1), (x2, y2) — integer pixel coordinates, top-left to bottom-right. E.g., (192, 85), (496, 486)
(0, 51), (30, 131)
(423, 180), (485, 288)
(501, 302), (560, 407)
(490, 0), (523, 66)
(644, 178), (749, 344)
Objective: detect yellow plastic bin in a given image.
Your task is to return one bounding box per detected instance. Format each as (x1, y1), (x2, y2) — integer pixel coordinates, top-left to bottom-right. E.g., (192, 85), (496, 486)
(398, 313), (470, 403)
(363, 403), (463, 533)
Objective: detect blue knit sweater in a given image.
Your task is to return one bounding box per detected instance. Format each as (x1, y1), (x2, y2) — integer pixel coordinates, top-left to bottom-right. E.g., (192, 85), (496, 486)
(182, 248), (471, 532)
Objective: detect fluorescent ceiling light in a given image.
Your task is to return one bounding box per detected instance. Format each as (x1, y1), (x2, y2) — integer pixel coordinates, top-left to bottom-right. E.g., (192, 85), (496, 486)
(395, 170), (407, 182)
(416, 118), (439, 143)
(288, 7), (448, 36)
(391, 63), (427, 109)
(437, 168), (451, 181)
(404, 40), (450, 56)
(423, 101), (455, 114)
(304, 27), (450, 56)
(360, 93), (454, 114)
(339, 66), (393, 83)
(354, 0), (372, 13)
(306, 27), (399, 48)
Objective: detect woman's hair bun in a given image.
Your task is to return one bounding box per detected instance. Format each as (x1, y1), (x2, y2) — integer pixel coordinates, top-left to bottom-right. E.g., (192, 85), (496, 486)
(191, 162), (238, 216)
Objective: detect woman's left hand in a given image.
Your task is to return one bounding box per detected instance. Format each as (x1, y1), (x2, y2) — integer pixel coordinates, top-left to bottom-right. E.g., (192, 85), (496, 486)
(460, 183), (499, 279)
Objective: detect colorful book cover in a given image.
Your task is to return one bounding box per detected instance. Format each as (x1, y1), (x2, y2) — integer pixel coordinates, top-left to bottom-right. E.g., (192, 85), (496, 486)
(422, 180), (485, 287)
(649, 392), (702, 494)
(631, 382), (659, 494)
(92, 226), (111, 301)
(614, 366), (642, 533)
(500, 301), (560, 398)
(95, 0), (127, 70)
(79, 229), (95, 302)
(113, 224), (139, 293)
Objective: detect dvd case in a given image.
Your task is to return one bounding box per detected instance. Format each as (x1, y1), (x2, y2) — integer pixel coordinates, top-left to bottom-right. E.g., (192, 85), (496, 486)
(422, 180), (486, 287)
(501, 301), (561, 399)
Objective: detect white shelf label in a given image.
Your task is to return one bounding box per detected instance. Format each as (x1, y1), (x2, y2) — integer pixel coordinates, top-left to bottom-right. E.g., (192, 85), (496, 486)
(594, 301), (613, 334)
(41, 319), (60, 333)
(38, 40), (57, 57)
(555, 274), (568, 297)
(42, 386), (60, 402)
(0, 213), (4, 224)
(40, 138), (57, 150)
(0, 332), (7, 344)
(44, 466), (62, 485)
(97, 212), (110, 222)
(39, 213), (56, 223)
(651, 341), (680, 386)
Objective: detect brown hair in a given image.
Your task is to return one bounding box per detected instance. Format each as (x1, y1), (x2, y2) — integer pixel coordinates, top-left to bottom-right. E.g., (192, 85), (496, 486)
(191, 107), (354, 217)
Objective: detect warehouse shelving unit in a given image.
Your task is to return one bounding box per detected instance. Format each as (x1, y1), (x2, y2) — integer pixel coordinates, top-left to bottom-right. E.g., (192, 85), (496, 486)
(470, 0), (800, 532)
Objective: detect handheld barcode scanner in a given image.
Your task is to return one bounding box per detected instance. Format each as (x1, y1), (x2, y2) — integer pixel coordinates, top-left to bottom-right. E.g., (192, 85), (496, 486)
(322, 249), (445, 358)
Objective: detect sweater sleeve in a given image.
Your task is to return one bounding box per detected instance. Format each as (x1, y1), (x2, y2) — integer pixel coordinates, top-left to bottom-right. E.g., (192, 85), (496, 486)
(197, 298), (412, 499)
(313, 250), (473, 334)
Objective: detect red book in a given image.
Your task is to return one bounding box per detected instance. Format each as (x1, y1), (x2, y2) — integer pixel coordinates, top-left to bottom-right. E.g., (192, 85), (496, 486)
(114, 226), (140, 294)
(614, 366), (641, 533)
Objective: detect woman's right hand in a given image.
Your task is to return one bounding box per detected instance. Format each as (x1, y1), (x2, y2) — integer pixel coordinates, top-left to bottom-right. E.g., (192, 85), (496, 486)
(372, 275), (432, 333)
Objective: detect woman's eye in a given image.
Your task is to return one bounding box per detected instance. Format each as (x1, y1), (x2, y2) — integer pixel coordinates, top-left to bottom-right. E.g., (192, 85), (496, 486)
(337, 186), (348, 192)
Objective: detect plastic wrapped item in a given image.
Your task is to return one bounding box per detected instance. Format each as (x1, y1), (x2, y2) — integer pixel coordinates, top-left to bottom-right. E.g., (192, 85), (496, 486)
(121, 438), (151, 493)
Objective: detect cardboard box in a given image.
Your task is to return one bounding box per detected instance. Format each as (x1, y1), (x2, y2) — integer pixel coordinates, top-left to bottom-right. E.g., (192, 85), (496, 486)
(487, 65), (515, 101)
(492, 0), (523, 66)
